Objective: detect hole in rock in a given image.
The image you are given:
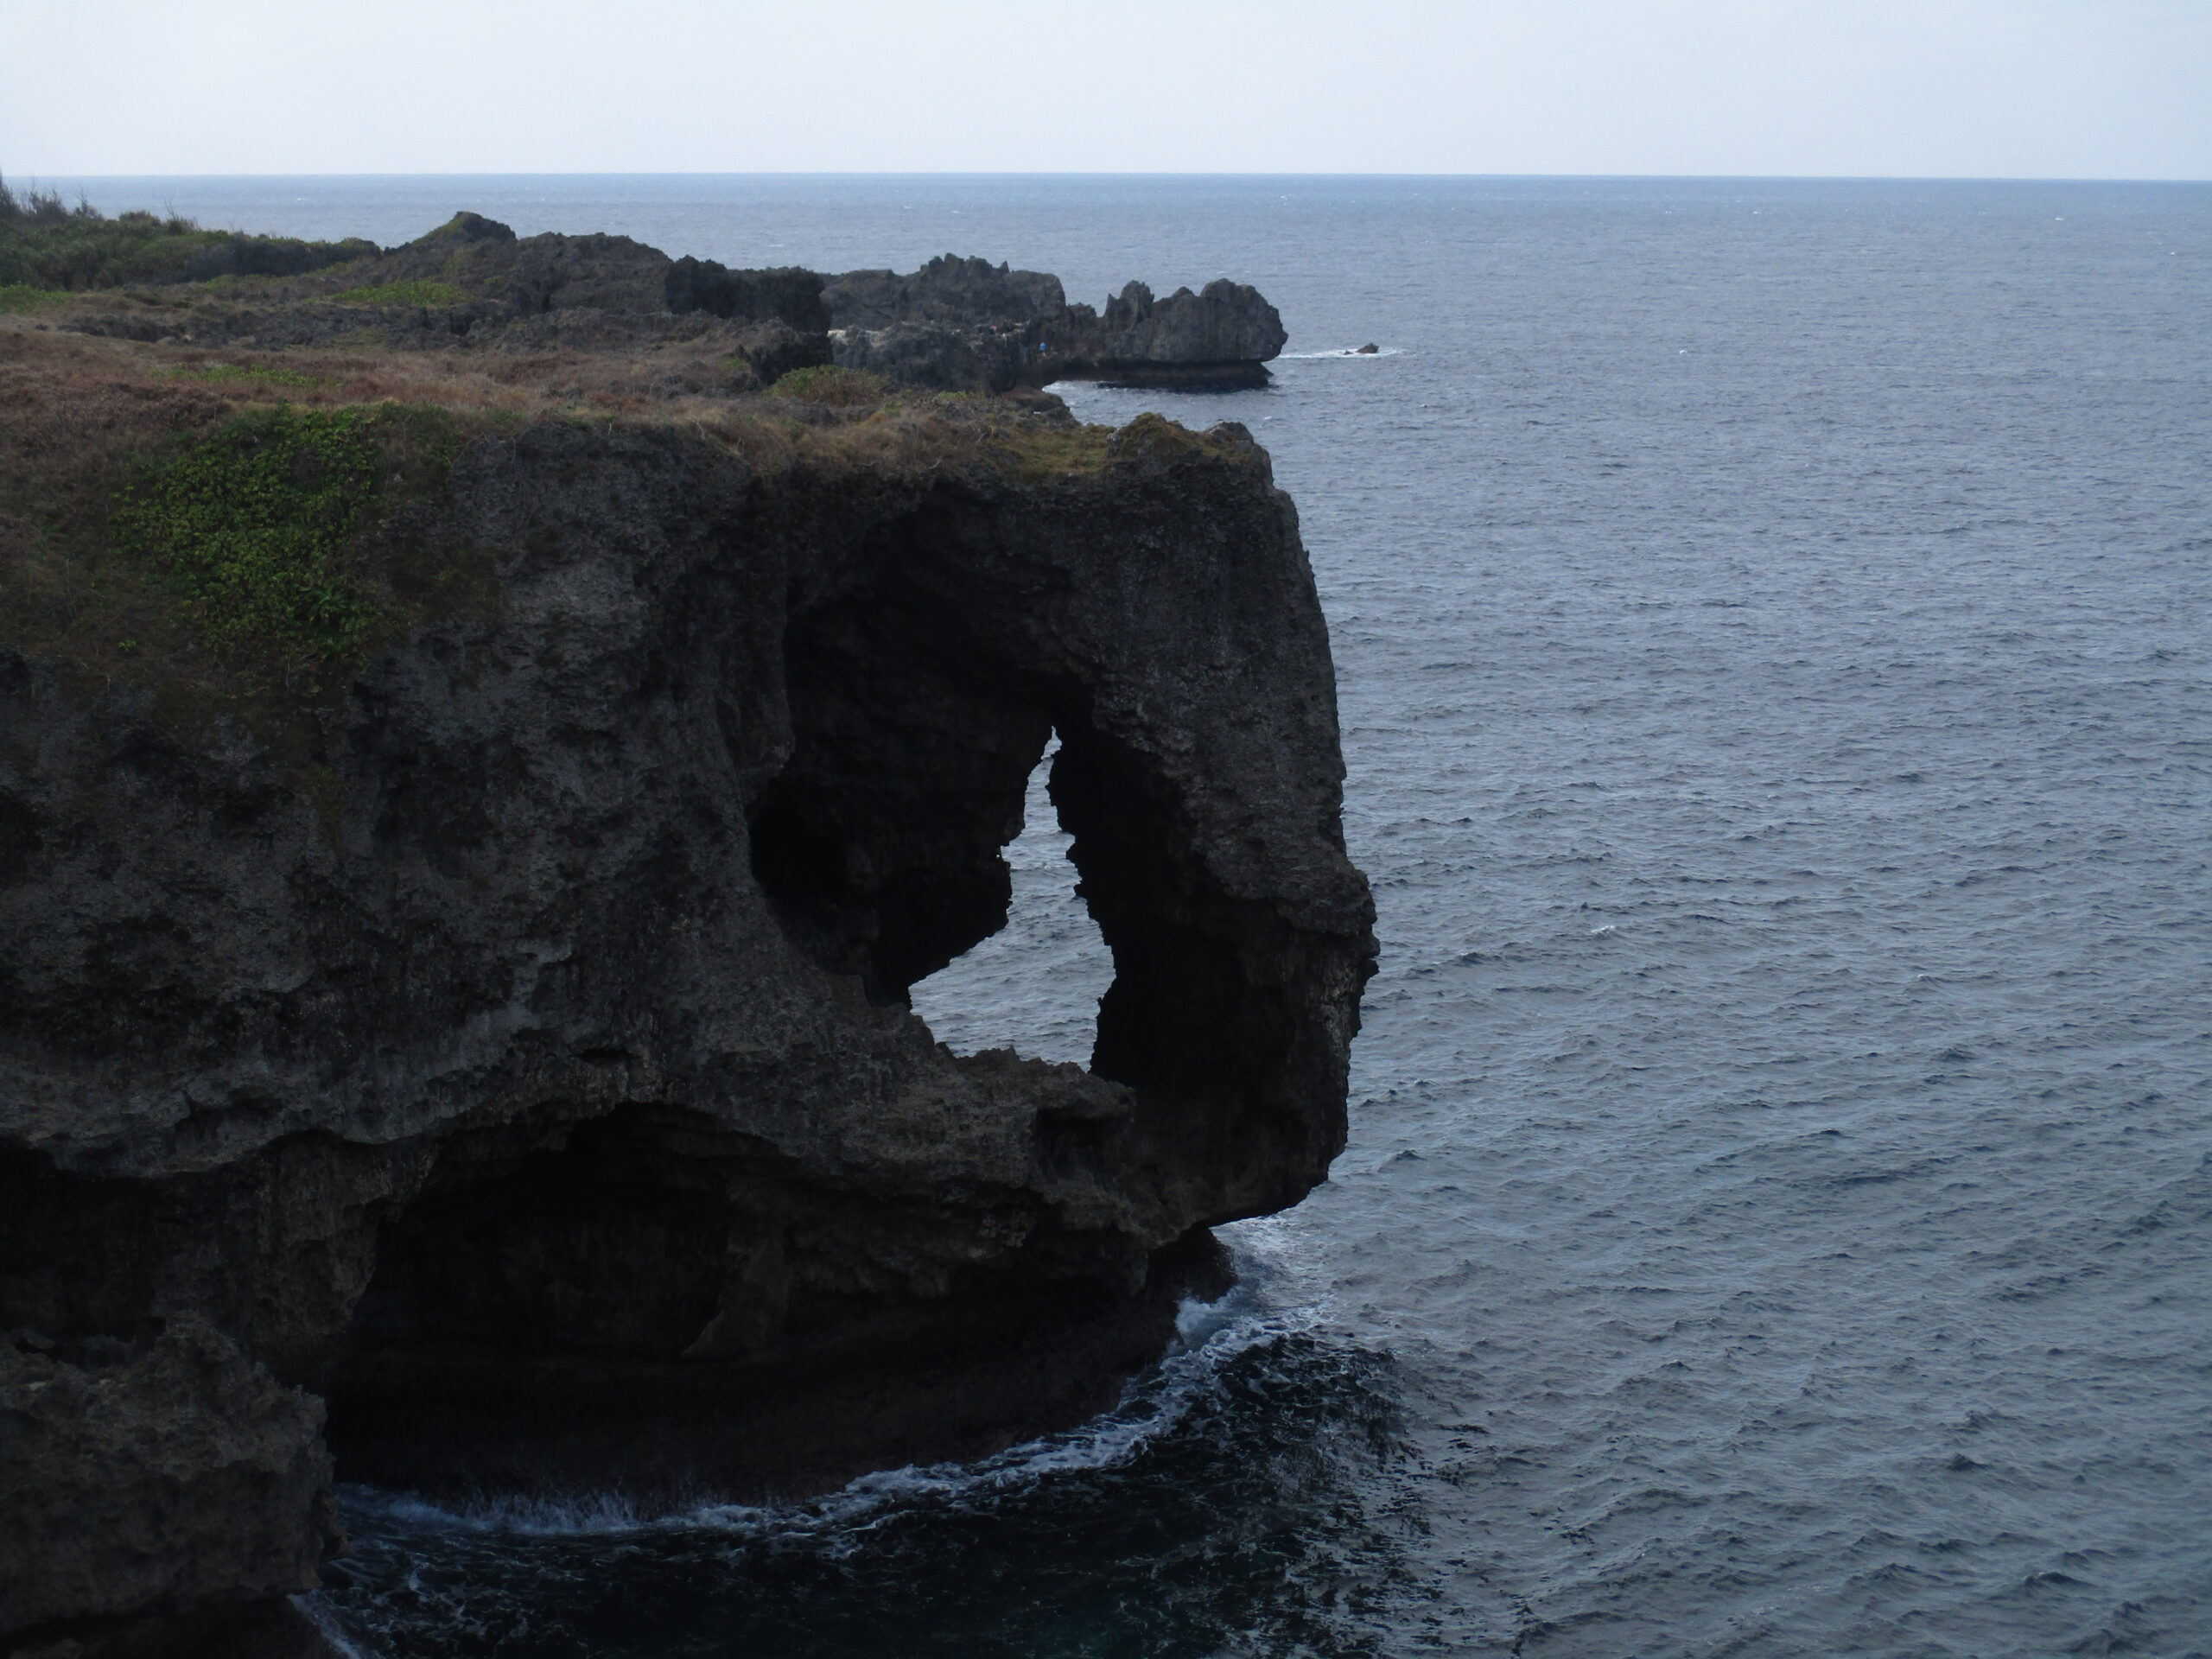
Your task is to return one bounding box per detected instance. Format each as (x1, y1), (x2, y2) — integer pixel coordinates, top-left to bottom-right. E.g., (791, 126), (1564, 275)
(909, 735), (1112, 1067)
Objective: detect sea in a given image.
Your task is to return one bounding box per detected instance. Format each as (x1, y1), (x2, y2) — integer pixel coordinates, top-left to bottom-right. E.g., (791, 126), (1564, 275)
(53, 173), (2212, 1658)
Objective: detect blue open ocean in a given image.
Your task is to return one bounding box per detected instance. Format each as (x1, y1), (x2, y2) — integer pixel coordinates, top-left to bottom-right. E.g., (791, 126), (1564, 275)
(60, 173), (2212, 1657)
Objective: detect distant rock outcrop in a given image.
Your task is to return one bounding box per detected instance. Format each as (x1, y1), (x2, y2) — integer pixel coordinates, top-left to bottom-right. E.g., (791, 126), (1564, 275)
(823, 253), (1068, 331)
(60, 217), (1288, 393)
(167, 233), (380, 285)
(824, 256), (1289, 391)
(1048, 278), (1289, 389)
(665, 256), (831, 333)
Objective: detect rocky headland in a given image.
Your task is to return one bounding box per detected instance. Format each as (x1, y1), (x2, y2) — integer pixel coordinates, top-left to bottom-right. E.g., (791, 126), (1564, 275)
(0, 200), (1366, 1656)
(12, 206), (1288, 394)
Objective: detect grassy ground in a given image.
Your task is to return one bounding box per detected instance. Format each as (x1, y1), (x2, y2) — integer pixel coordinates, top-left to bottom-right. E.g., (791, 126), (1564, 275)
(766, 365), (893, 405)
(0, 312), (1262, 740)
(0, 284), (73, 315)
(0, 327), (504, 733)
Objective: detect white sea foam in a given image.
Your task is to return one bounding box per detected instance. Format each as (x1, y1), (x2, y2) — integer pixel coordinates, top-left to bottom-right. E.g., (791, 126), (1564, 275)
(292, 1595), (376, 1659)
(340, 1243), (1332, 1545)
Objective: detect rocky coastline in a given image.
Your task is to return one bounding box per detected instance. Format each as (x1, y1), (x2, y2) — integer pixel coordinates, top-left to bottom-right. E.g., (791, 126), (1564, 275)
(0, 207), (1365, 1656)
(35, 212), (1288, 394)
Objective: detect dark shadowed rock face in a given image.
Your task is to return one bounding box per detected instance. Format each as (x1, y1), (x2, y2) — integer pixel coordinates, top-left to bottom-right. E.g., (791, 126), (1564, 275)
(168, 233), (380, 284)
(830, 317), (1035, 393)
(0, 414), (1372, 1649)
(664, 257), (831, 333)
(1052, 280), (1290, 387)
(0, 1319), (339, 1644)
(823, 255), (1068, 331)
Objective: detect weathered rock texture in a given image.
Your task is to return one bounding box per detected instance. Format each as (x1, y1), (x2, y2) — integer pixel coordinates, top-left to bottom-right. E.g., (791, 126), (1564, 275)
(0, 406), (1372, 1648)
(60, 218), (1285, 391)
(823, 254), (1068, 331)
(0, 1319), (338, 1644)
(823, 257), (1289, 391)
(1052, 279), (1290, 388)
(830, 318), (1033, 395)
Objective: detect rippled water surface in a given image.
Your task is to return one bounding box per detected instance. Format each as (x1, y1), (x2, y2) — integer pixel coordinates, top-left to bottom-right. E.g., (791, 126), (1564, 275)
(81, 174), (2212, 1657)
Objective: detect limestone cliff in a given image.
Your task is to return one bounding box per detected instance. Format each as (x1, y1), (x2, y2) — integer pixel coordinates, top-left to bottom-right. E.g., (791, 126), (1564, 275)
(0, 306), (1371, 1654)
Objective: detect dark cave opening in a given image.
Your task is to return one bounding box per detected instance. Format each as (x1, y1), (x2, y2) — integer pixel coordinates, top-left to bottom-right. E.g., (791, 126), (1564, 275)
(734, 511), (1327, 1202)
(318, 499), (1350, 1487)
(340, 1110), (755, 1363)
(741, 572), (1058, 1006)
(313, 1097), (1221, 1503)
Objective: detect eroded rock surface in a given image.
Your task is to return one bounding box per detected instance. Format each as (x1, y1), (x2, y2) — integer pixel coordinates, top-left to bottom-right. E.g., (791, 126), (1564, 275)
(0, 1319), (338, 1643)
(823, 254), (1068, 331)
(60, 216), (1287, 391)
(0, 403), (1372, 1649)
(1050, 279), (1289, 388)
(830, 316), (1034, 393)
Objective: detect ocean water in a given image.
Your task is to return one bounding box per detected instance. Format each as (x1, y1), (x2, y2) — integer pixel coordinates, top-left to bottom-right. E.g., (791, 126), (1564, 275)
(64, 175), (2212, 1658)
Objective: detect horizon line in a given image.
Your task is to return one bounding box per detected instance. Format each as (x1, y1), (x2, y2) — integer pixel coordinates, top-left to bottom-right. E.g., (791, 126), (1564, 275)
(10, 169), (2210, 188)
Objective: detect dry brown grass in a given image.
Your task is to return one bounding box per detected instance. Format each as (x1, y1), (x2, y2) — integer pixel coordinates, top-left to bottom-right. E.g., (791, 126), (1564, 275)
(0, 313), (1156, 474)
(0, 317), (1252, 741)
(0, 323), (531, 730)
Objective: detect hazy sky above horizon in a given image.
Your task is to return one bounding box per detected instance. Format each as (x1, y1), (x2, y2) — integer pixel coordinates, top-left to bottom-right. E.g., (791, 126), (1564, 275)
(6, 1), (2209, 181)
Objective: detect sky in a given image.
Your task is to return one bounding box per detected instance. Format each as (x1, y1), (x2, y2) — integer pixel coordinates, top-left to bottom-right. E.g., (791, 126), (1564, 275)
(5, 0), (2208, 180)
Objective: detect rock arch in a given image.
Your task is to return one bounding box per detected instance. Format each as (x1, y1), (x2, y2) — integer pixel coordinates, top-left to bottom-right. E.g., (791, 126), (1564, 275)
(0, 414), (1374, 1645)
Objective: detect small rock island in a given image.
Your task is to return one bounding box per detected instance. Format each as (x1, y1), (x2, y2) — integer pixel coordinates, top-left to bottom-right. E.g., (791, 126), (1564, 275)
(0, 202), (1370, 1656)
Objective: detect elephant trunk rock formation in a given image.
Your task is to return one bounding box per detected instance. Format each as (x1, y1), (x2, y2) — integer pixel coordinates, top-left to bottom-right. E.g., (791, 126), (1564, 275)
(0, 315), (1373, 1651)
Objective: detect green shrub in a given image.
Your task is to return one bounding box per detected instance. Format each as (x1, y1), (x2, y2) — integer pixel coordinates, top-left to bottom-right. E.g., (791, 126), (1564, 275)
(0, 178), (85, 226)
(0, 283), (71, 314)
(767, 365), (893, 405)
(0, 212), (231, 289)
(3, 391), (488, 734)
(0, 184), (372, 291)
(329, 278), (466, 308)
(112, 407), (388, 664)
(168, 363), (322, 388)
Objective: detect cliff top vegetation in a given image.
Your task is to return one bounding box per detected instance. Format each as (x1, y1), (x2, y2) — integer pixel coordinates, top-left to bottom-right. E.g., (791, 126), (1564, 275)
(0, 191), (1268, 741)
(0, 181), (375, 296)
(0, 325), (1254, 738)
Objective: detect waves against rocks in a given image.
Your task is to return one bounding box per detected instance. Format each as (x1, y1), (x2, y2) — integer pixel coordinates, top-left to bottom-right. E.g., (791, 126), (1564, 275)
(0, 320), (1368, 1653)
